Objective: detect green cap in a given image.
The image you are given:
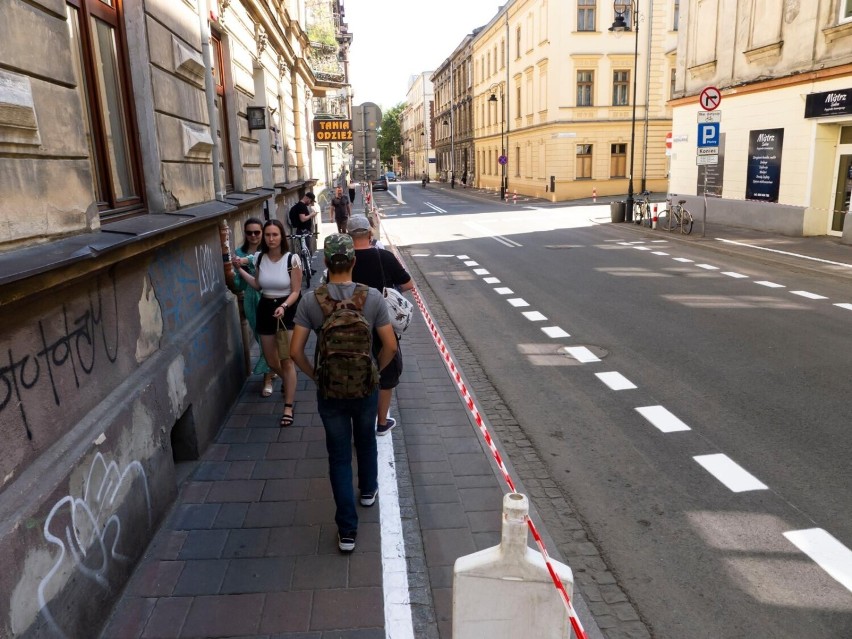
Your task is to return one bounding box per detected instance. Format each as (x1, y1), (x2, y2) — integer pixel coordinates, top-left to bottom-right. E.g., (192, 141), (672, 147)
(324, 233), (355, 263)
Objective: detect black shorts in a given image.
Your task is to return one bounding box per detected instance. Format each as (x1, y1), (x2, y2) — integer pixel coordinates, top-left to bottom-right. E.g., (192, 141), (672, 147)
(376, 336), (402, 390)
(256, 295), (298, 335)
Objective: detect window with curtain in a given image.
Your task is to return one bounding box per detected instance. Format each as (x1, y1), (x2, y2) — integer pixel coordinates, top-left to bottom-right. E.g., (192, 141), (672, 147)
(613, 70), (629, 106)
(673, 0), (680, 29)
(611, 143), (626, 177)
(578, 0), (596, 31)
(577, 70), (594, 106)
(576, 144), (593, 179)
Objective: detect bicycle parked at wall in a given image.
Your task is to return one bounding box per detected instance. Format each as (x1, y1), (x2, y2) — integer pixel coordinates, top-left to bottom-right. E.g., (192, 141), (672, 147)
(288, 232), (318, 288)
(664, 195), (694, 235)
(633, 191), (651, 227)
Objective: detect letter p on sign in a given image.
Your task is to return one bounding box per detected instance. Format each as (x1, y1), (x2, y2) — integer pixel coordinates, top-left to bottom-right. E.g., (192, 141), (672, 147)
(697, 122), (720, 147)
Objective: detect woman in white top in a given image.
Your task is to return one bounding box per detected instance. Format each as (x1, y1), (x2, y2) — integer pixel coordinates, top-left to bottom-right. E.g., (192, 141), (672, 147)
(234, 219), (302, 427)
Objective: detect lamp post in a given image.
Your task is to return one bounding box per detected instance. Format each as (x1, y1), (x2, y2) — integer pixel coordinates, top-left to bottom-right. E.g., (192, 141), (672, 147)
(610, 1), (640, 222)
(488, 83), (505, 201)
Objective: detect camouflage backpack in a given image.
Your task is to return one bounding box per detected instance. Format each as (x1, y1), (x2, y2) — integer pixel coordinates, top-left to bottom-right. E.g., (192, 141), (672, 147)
(314, 283), (378, 399)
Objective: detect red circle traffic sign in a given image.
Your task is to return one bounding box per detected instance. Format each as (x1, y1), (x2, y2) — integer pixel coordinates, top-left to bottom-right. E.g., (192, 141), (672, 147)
(665, 132), (673, 149)
(699, 86), (721, 111)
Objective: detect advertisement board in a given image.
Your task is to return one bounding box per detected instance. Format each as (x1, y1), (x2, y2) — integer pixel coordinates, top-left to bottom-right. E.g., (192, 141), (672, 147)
(745, 129), (784, 203)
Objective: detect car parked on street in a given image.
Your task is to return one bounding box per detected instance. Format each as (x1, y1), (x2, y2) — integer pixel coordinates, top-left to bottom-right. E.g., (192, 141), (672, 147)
(371, 175), (388, 191)
(386, 171), (398, 182)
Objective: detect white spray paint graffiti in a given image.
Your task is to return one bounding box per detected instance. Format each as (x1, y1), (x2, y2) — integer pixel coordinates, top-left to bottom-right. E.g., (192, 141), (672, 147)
(37, 453), (151, 639)
(196, 243), (220, 297)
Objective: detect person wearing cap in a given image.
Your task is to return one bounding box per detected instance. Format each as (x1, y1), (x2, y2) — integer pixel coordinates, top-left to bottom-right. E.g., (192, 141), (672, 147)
(288, 192), (319, 258)
(289, 234), (397, 553)
(347, 214), (413, 435)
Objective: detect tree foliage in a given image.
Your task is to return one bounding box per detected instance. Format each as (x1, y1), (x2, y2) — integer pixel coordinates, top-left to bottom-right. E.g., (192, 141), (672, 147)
(377, 103), (405, 168)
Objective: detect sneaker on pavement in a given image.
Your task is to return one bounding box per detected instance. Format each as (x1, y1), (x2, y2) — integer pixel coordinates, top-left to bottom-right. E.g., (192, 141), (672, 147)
(360, 489), (378, 507)
(338, 531), (356, 553)
(376, 417), (396, 436)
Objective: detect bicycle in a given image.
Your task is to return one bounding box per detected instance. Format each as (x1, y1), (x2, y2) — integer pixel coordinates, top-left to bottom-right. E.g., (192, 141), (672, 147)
(664, 196), (694, 235)
(288, 232), (318, 288)
(633, 191), (651, 226)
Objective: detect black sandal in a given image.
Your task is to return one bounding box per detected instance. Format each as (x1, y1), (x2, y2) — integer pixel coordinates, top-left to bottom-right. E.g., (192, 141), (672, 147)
(280, 403), (294, 428)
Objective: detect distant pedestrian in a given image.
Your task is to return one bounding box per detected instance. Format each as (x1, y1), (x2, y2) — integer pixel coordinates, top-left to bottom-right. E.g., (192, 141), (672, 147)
(347, 214), (413, 435)
(451, 172), (456, 189)
(290, 234), (397, 554)
(329, 186), (351, 234)
(348, 179), (357, 205)
(462, 170), (468, 188)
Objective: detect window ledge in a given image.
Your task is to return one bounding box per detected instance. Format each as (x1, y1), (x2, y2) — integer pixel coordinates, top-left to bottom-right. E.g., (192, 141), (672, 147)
(688, 59), (717, 79)
(743, 41), (783, 63)
(824, 20), (852, 44)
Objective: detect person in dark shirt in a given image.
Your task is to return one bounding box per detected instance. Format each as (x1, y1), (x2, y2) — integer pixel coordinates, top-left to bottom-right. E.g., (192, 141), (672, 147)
(347, 215), (413, 435)
(288, 191), (318, 257)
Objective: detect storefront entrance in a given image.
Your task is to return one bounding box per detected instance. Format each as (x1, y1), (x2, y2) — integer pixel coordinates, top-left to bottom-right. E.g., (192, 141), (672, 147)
(831, 143), (852, 235)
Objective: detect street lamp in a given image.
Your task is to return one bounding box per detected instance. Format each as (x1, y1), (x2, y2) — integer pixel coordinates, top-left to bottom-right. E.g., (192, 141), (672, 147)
(610, 1), (640, 222)
(488, 83), (506, 201)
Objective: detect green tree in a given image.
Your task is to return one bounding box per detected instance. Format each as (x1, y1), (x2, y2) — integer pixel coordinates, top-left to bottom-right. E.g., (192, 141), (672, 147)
(377, 103), (405, 169)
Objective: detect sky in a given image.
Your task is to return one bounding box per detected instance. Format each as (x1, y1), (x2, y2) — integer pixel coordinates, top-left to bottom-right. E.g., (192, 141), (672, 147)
(345, 0), (505, 113)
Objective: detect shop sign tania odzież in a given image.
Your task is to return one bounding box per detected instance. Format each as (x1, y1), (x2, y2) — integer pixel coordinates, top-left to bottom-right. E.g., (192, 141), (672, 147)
(313, 119), (353, 142)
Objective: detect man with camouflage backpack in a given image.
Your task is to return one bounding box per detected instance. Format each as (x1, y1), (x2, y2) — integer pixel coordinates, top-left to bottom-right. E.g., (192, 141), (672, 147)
(290, 234), (397, 553)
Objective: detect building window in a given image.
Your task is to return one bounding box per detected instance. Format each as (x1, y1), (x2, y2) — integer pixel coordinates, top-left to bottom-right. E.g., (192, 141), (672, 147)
(613, 70), (629, 106)
(670, 67), (676, 99)
(487, 51), (491, 77)
(67, 0), (142, 216)
(578, 0), (596, 31)
(515, 146), (521, 177)
(611, 143), (626, 177)
(516, 26), (522, 58)
(614, 0), (632, 28)
(673, 0), (680, 29)
(576, 144), (592, 179)
(211, 32), (234, 192)
(577, 70), (594, 106)
(501, 39), (506, 67)
(516, 85), (522, 117)
(842, 0), (852, 21)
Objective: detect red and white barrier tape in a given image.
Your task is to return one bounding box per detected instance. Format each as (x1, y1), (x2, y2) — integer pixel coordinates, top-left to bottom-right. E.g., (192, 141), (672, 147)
(410, 286), (589, 639)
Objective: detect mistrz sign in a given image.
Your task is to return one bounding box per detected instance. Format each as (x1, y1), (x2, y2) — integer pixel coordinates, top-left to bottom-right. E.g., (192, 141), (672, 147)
(804, 89), (852, 118)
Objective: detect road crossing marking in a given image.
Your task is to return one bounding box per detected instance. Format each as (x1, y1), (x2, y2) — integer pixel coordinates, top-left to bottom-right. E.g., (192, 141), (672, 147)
(411, 253), (430, 257)
(634, 246), (652, 251)
(693, 454), (768, 492)
(783, 528), (852, 594)
(722, 272), (748, 278)
(483, 277), (501, 284)
(755, 280), (785, 288)
(696, 264), (719, 270)
(673, 257), (694, 263)
(456, 255), (470, 259)
(507, 298), (530, 307)
(562, 346), (600, 363)
(464, 260), (479, 266)
(790, 290), (827, 300)
(635, 406), (691, 433)
(522, 311), (547, 321)
(652, 251), (670, 256)
(435, 254), (455, 258)
(494, 287), (514, 295)
(595, 372), (637, 390)
(473, 268), (490, 275)
(835, 303), (852, 311)
(542, 326), (570, 338)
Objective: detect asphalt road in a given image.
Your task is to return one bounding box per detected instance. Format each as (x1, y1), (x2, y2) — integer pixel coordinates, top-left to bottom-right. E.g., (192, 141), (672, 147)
(376, 183), (852, 638)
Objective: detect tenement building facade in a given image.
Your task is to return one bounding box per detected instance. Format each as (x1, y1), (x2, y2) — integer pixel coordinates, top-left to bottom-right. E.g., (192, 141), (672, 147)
(0, 0), (350, 636)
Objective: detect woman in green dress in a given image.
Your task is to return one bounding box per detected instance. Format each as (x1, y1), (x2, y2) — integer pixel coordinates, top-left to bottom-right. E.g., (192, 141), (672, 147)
(234, 218), (276, 396)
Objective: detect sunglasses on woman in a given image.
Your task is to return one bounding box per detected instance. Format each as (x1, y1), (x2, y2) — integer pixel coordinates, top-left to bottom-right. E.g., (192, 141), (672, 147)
(245, 230), (261, 236)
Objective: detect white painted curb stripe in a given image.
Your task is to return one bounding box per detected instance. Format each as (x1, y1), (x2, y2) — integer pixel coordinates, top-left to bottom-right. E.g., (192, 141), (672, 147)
(508, 298), (530, 307)
(542, 326), (570, 338)
(790, 290), (827, 300)
(755, 281), (785, 288)
(836, 303), (852, 311)
(494, 287), (514, 295)
(595, 372), (637, 390)
(473, 268), (490, 275)
(783, 528), (852, 593)
(693, 454), (768, 492)
(377, 433), (415, 638)
(522, 311), (547, 321)
(563, 346), (600, 363)
(483, 277), (501, 284)
(635, 406), (691, 432)
(722, 272), (748, 278)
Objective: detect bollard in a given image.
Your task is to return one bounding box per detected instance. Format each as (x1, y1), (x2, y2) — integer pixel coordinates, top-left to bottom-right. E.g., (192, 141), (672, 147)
(592, 188), (597, 203)
(652, 203), (658, 229)
(505, 191), (510, 204)
(453, 493), (574, 638)
(513, 189), (517, 205)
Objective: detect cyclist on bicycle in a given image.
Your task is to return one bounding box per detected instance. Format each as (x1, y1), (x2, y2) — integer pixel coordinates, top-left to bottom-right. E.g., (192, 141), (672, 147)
(288, 192), (318, 271)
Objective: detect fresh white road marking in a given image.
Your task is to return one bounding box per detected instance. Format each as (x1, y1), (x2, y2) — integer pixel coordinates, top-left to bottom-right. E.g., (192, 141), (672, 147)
(722, 272), (748, 279)
(835, 303), (852, 311)
(411, 253), (430, 257)
(435, 254), (455, 258)
(495, 235), (523, 247)
(563, 346), (600, 363)
(464, 260), (479, 266)
(790, 290), (828, 300)
(425, 202), (447, 213)
(673, 257), (694, 263)
(522, 311), (547, 321)
(483, 277), (501, 284)
(542, 326), (570, 338)
(377, 432), (415, 638)
(635, 406), (691, 433)
(634, 246), (652, 251)
(755, 281), (785, 288)
(464, 222), (523, 247)
(693, 454), (768, 492)
(457, 255), (469, 260)
(652, 251), (670, 256)
(595, 372), (637, 391)
(783, 528), (852, 594)
(717, 238), (852, 269)
(507, 298), (530, 307)
(473, 268), (490, 275)
(696, 264), (719, 270)
(494, 287), (514, 295)
(401, 213), (417, 216)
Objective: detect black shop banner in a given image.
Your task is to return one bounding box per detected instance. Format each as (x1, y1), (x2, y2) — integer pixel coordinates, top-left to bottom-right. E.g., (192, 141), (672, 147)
(745, 128), (784, 203)
(804, 89), (852, 119)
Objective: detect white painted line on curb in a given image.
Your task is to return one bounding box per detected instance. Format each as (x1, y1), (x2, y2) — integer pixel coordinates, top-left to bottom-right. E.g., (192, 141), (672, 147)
(494, 287), (514, 295)
(482, 277), (501, 284)
(755, 281), (785, 288)
(652, 251), (670, 256)
(722, 272), (748, 278)
(563, 346), (600, 363)
(783, 528), (852, 594)
(542, 326), (570, 338)
(464, 260), (479, 266)
(635, 406), (691, 433)
(507, 298), (530, 307)
(790, 290), (828, 300)
(693, 454), (768, 492)
(473, 268), (490, 275)
(522, 311), (547, 321)
(673, 257), (694, 263)
(377, 432), (415, 638)
(696, 264), (719, 270)
(595, 372), (637, 391)
(835, 303), (852, 311)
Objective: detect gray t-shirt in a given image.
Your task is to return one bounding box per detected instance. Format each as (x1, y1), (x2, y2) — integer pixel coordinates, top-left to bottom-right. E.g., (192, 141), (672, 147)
(294, 282), (390, 333)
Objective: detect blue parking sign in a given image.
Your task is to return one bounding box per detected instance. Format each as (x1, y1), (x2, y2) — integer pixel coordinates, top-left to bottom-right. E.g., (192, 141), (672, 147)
(697, 123), (720, 147)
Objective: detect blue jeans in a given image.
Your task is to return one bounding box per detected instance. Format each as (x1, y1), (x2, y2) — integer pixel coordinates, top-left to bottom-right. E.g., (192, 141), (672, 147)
(317, 390), (379, 534)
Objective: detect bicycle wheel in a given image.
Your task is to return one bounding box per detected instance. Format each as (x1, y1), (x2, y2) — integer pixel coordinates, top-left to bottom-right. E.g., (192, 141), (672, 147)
(681, 209), (694, 235)
(633, 202), (644, 225)
(302, 246), (312, 288)
(664, 205), (677, 231)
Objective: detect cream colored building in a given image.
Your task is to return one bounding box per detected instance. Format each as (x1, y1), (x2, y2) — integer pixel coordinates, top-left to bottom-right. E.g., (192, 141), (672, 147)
(471, 0), (676, 202)
(402, 72), (436, 179)
(670, 0), (852, 242)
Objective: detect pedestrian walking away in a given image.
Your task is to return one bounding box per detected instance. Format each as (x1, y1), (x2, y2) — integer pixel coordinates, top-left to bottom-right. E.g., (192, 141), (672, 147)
(289, 234), (397, 553)
(347, 214), (414, 435)
(348, 178), (357, 205)
(329, 185), (352, 234)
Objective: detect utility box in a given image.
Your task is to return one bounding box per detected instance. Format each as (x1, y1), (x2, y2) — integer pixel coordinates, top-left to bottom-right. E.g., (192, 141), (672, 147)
(610, 201), (625, 223)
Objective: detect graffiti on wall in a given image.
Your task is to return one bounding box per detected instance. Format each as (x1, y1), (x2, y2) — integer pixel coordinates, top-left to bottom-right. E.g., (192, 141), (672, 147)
(36, 452), (151, 639)
(0, 273), (120, 440)
(196, 243), (220, 298)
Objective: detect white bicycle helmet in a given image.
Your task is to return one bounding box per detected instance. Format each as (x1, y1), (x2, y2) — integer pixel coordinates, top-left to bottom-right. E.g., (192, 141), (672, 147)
(384, 287), (413, 335)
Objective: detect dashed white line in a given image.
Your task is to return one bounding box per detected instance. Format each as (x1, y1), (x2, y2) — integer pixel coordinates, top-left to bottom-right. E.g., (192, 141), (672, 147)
(482, 277), (501, 284)
(835, 303), (852, 311)
(722, 272), (748, 279)
(783, 528), (852, 594)
(522, 311), (547, 321)
(696, 264), (719, 270)
(595, 372), (637, 391)
(507, 298), (529, 307)
(541, 327), (570, 338)
(562, 346), (600, 363)
(457, 255), (470, 260)
(435, 254), (455, 258)
(635, 406), (691, 433)
(634, 246), (652, 251)
(693, 454), (768, 492)
(755, 281), (785, 288)
(464, 260), (479, 266)
(411, 253), (430, 257)
(652, 251), (670, 256)
(790, 290), (828, 300)
(673, 257), (694, 263)
(494, 287), (514, 295)
(473, 268), (490, 275)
